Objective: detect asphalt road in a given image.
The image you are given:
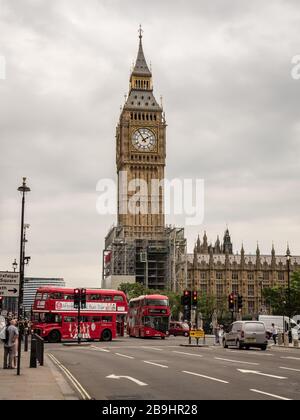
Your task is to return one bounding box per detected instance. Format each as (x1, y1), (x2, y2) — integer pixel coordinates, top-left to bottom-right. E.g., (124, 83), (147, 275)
(46, 337), (300, 400)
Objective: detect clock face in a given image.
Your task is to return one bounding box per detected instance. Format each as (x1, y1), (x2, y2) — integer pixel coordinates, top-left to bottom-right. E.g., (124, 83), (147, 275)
(132, 128), (156, 152)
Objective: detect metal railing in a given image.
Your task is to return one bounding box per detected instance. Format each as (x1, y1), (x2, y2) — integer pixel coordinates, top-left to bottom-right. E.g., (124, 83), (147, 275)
(30, 333), (44, 368)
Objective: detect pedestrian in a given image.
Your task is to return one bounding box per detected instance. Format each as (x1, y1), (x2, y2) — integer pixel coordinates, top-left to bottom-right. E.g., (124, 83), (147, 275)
(218, 325), (224, 345)
(214, 324), (220, 345)
(271, 323), (278, 345)
(3, 319), (19, 369)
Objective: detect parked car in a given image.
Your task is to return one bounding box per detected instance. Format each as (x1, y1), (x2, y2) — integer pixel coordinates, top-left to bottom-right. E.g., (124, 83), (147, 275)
(169, 321), (189, 337)
(223, 321), (268, 351)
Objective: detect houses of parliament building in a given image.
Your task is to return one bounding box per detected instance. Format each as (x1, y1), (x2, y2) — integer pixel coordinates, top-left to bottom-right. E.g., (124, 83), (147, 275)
(187, 229), (300, 315)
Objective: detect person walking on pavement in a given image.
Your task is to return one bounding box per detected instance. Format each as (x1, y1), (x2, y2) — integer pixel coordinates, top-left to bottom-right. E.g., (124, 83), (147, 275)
(218, 325), (224, 345)
(271, 323), (278, 345)
(214, 324), (220, 345)
(3, 319), (19, 369)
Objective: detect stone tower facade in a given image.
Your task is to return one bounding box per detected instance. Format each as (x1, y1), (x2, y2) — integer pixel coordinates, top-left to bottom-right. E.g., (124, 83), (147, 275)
(116, 29), (166, 238)
(103, 30), (187, 291)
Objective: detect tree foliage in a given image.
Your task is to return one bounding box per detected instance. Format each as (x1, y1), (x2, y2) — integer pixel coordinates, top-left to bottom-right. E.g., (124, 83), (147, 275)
(262, 271), (300, 316)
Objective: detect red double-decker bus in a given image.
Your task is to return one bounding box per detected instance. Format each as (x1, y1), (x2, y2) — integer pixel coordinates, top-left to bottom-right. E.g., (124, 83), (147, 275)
(32, 287), (128, 343)
(127, 294), (170, 339)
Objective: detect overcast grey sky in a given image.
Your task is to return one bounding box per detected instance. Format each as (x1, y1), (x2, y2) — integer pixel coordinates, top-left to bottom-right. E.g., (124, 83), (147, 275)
(1, 0), (300, 287)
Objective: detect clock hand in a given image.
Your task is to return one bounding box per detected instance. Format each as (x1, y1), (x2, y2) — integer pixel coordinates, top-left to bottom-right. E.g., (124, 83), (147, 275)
(138, 129), (146, 141)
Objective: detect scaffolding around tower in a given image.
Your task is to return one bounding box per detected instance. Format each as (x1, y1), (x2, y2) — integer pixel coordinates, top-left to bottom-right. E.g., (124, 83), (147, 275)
(102, 225), (187, 292)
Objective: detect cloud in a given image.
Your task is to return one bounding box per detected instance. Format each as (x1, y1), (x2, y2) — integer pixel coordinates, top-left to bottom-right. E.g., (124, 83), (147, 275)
(0, 0), (299, 286)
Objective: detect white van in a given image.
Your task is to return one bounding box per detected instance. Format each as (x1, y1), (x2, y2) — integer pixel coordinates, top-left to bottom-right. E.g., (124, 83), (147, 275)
(293, 315), (300, 325)
(259, 315), (298, 336)
(223, 321), (268, 350)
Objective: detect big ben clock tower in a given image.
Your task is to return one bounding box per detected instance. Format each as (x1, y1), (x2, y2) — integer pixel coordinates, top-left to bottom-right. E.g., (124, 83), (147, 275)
(103, 28), (186, 291)
(116, 27), (166, 238)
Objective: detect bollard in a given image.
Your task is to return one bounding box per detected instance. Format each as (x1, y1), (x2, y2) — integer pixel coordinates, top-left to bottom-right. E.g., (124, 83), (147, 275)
(24, 330), (29, 352)
(40, 339), (44, 366)
(284, 333), (289, 347)
(30, 337), (37, 368)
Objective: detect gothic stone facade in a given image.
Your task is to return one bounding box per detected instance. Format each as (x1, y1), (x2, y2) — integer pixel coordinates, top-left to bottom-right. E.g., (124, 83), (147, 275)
(187, 230), (300, 316)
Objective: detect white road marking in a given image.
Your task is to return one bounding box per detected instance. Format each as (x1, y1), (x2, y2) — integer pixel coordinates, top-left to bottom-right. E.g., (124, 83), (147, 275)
(47, 354), (92, 400)
(226, 350), (274, 356)
(280, 366), (300, 372)
(172, 351), (203, 357)
(90, 346), (110, 352)
(141, 346), (163, 351)
(143, 361), (168, 368)
(250, 389), (292, 400)
(238, 369), (287, 379)
(280, 356), (300, 361)
(182, 371), (229, 384)
(215, 357), (259, 366)
(115, 353), (135, 359)
(106, 374), (147, 386)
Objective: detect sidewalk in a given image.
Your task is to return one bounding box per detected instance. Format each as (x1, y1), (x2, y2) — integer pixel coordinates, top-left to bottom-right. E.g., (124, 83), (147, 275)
(0, 345), (78, 400)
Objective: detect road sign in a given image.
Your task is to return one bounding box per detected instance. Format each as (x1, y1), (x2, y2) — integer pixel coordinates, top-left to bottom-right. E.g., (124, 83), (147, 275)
(189, 329), (205, 338)
(0, 272), (20, 284)
(0, 285), (20, 297)
(0, 272), (20, 297)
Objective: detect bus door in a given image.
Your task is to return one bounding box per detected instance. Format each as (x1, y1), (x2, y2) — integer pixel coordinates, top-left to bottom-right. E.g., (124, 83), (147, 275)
(116, 314), (125, 336)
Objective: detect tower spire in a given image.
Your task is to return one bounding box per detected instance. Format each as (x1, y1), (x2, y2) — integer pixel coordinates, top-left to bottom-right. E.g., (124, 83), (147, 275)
(139, 24), (143, 40)
(132, 25), (151, 77)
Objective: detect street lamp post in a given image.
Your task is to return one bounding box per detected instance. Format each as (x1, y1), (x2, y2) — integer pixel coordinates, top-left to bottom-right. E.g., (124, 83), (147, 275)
(286, 253), (291, 342)
(12, 259), (18, 273)
(17, 177), (30, 376)
(282, 300), (287, 345)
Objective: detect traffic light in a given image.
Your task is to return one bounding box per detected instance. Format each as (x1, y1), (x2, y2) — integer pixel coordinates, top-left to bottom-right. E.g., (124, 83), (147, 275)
(81, 288), (87, 309)
(74, 288), (80, 309)
(238, 294), (243, 310)
(228, 293), (234, 311)
(0, 296), (3, 311)
(192, 291), (198, 307)
(181, 290), (191, 307)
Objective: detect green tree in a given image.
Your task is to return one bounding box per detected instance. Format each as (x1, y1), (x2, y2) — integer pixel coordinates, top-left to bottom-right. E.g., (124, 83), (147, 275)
(118, 282), (146, 300)
(262, 271), (300, 316)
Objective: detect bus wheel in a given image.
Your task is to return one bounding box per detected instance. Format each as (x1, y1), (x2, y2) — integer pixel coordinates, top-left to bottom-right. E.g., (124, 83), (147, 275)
(161, 336), (165, 340)
(101, 329), (112, 342)
(48, 330), (61, 343)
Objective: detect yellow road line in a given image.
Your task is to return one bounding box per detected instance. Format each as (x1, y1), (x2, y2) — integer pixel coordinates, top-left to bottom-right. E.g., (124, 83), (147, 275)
(47, 353), (92, 400)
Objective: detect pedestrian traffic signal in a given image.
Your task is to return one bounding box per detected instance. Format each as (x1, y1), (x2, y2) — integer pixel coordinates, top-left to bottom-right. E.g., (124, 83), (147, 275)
(181, 290), (191, 308)
(0, 296), (3, 311)
(81, 288), (87, 309)
(74, 288), (80, 309)
(228, 293), (234, 311)
(238, 294), (243, 310)
(192, 291), (198, 307)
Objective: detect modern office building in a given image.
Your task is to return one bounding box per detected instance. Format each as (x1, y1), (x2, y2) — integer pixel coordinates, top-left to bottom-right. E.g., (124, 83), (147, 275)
(23, 277), (65, 312)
